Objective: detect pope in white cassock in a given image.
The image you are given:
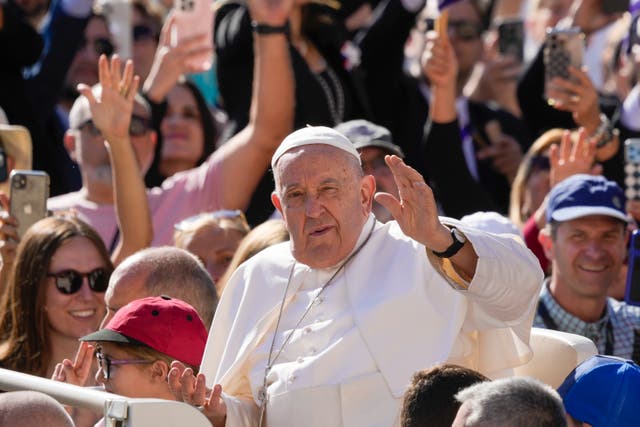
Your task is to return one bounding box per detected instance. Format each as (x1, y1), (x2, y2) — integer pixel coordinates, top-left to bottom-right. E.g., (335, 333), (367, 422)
(169, 125), (544, 427)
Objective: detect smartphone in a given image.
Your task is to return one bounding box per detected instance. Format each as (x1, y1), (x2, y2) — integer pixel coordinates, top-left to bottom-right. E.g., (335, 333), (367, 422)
(0, 147), (8, 183)
(600, 0), (629, 15)
(99, 0), (133, 60)
(625, 138), (640, 201)
(9, 170), (50, 238)
(496, 17), (524, 63)
(543, 27), (585, 103)
(625, 229), (640, 306)
(171, 0), (214, 71)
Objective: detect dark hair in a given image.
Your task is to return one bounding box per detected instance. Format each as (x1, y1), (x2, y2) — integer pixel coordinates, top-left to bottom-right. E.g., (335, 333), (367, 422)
(145, 80), (219, 187)
(401, 364), (489, 427)
(0, 217), (112, 377)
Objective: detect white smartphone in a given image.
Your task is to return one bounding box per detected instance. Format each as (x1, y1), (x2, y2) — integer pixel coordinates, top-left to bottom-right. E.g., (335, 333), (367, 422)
(171, 0), (214, 71)
(9, 170), (50, 238)
(625, 138), (640, 201)
(99, 0), (133, 60)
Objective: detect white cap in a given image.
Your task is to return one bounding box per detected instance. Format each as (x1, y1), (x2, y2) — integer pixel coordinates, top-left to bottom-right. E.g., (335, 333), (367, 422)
(271, 126), (361, 169)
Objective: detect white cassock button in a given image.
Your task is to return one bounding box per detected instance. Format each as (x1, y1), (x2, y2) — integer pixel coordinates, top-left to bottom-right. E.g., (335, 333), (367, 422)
(304, 326), (312, 334)
(314, 297), (324, 306)
(288, 374), (297, 383)
(309, 347), (317, 355)
(296, 356), (304, 363)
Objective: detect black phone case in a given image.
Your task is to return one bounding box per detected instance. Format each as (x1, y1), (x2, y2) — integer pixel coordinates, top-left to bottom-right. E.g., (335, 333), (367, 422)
(497, 19), (524, 63)
(626, 230), (640, 306)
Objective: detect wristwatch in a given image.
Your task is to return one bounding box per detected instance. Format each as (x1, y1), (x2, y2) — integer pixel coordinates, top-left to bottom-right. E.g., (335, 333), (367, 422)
(591, 113), (617, 148)
(251, 21), (290, 36)
(432, 227), (467, 258)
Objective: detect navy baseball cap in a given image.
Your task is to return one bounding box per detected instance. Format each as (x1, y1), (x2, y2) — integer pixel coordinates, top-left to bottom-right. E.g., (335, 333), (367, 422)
(334, 120), (405, 158)
(558, 355), (640, 427)
(546, 174), (628, 223)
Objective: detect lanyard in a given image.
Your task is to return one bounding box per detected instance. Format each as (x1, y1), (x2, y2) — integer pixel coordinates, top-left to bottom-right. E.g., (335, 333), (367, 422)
(537, 300), (615, 355)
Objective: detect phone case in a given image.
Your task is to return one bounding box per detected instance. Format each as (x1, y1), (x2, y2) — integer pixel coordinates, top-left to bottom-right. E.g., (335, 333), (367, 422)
(625, 229), (640, 306)
(171, 0), (214, 70)
(496, 18), (524, 63)
(543, 28), (584, 102)
(99, 0), (132, 60)
(625, 139), (640, 201)
(9, 170), (50, 238)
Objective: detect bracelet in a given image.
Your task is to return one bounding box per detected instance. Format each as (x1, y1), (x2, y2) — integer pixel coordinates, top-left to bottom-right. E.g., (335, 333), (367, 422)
(251, 21), (290, 36)
(590, 113), (616, 148)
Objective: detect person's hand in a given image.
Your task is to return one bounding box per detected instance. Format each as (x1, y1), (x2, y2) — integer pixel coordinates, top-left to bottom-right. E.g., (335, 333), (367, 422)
(0, 193), (19, 268)
(51, 342), (95, 387)
(626, 199), (640, 224)
(476, 121), (523, 183)
(546, 66), (601, 133)
(247, 0), (294, 25)
(77, 55), (139, 144)
(549, 128), (601, 187)
(375, 155), (451, 251)
(142, 13), (212, 101)
(168, 361), (227, 426)
(421, 11), (457, 90)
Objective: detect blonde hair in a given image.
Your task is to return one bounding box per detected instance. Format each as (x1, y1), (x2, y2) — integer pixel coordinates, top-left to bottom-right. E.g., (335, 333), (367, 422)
(508, 128), (572, 227)
(173, 210), (250, 248)
(217, 219), (289, 294)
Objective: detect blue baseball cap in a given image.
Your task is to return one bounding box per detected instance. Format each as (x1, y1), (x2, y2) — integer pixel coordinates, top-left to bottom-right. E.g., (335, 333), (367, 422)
(546, 174), (628, 223)
(557, 355), (640, 427)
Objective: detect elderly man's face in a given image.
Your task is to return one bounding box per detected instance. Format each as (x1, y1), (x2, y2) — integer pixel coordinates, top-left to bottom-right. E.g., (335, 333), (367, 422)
(272, 145), (375, 268)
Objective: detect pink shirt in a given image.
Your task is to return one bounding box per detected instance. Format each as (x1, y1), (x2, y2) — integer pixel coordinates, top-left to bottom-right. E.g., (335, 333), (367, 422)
(48, 155), (223, 249)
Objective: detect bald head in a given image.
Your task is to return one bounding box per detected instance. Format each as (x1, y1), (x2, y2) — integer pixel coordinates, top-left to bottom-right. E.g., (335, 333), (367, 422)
(104, 246), (217, 329)
(0, 391), (74, 427)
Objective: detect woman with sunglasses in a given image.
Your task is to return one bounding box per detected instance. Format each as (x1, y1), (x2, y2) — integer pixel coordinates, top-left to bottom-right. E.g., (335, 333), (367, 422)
(0, 216), (112, 378)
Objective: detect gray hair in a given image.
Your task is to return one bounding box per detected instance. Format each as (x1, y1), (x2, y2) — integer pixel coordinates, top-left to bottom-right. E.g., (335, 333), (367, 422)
(455, 377), (566, 427)
(109, 246), (218, 328)
(0, 391), (74, 427)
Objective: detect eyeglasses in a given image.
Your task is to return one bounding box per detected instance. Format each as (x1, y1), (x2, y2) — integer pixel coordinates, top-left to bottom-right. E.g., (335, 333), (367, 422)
(133, 25), (157, 42)
(47, 268), (110, 295)
(529, 155), (551, 173)
(79, 115), (151, 137)
(95, 352), (152, 380)
(174, 209), (249, 232)
(362, 156), (389, 174)
(77, 36), (115, 57)
(447, 20), (484, 41)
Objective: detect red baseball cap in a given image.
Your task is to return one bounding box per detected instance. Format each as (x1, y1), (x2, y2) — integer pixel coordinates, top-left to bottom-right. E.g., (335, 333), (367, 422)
(81, 295), (207, 367)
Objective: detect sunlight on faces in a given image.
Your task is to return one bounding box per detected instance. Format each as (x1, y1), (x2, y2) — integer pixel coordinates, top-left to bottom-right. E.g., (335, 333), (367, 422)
(94, 343), (159, 397)
(45, 237), (107, 340)
(101, 269), (150, 328)
(160, 84), (205, 172)
(177, 222), (246, 283)
(272, 145), (374, 269)
(544, 216), (627, 300)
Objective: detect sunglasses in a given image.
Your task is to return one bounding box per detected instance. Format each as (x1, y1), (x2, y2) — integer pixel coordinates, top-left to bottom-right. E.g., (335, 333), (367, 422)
(79, 115), (151, 137)
(174, 209), (249, 232)
(47, 268), (110, 295)
(77, 36), (115, 57)
(96, 352), (151, 380)
(448, 20), (484, 41)
(133, 25), (157, 42)
(529, 155), (551, 172)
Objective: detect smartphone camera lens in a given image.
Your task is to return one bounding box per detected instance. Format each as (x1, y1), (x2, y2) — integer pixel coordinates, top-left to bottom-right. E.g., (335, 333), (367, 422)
(13, 175), (26, 190)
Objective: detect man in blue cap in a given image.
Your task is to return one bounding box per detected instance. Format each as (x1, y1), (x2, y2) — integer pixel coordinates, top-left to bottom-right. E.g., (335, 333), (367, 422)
(558, 355), (640, 427)
(536, 174), (640, 362)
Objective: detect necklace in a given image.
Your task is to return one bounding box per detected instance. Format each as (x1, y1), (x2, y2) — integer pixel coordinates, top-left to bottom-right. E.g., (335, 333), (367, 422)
(257, 219), (376, 426)
(312, 64), (345, 126)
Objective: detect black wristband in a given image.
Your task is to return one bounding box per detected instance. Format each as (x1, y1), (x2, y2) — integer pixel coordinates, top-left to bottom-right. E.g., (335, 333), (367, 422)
(251, 21), (290, 36)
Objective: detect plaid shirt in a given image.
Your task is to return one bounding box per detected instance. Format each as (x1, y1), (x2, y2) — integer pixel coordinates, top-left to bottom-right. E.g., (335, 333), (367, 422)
(534, 280), (640, 362)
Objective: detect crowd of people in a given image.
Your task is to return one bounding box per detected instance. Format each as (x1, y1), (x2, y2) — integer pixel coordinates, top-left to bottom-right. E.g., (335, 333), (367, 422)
(2, 0), (640, 425)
